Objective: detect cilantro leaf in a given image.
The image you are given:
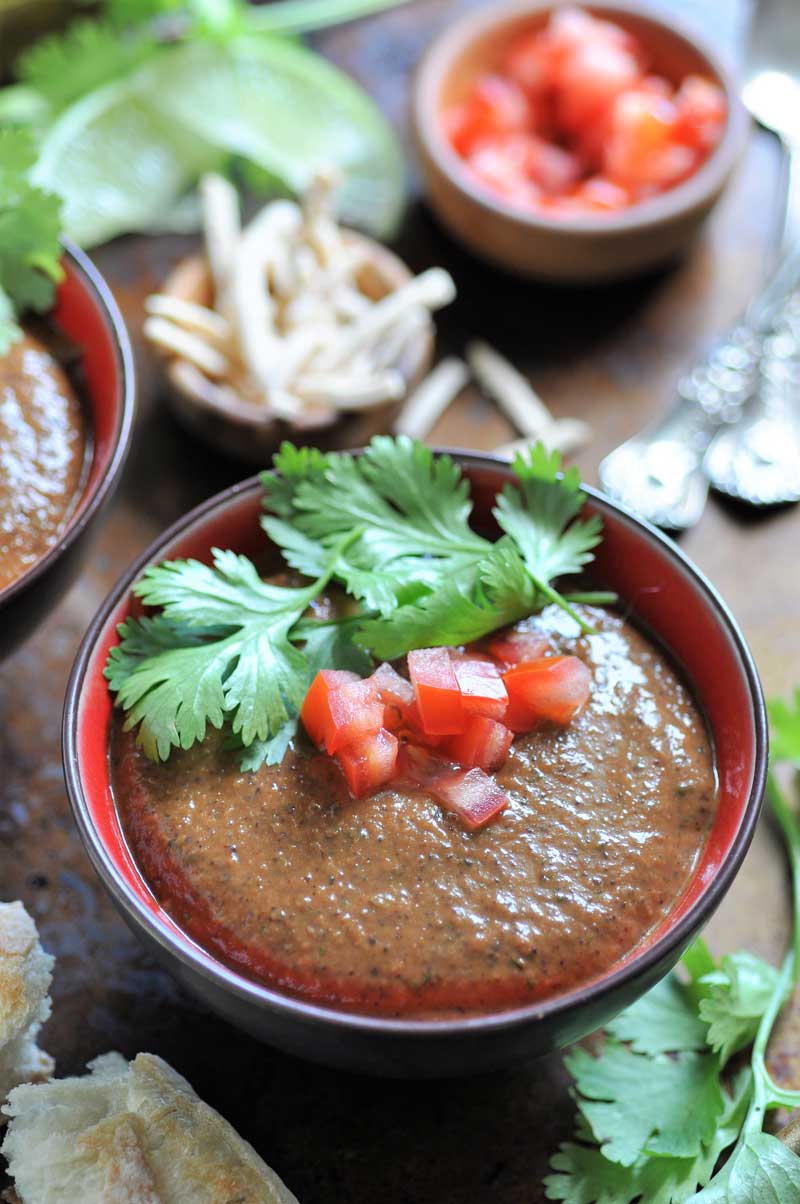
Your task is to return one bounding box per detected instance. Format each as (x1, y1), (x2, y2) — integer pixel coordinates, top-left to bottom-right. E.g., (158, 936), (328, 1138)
(767, 690), (800, 766)
(0, 129), (62, 353)
(567, 1041), (726, 1166)
(606, 972), (710, 1055)
(689, 1132), (800, 1203)
(105, 544), (347, 760)
(355, 540), (538, 660)
(698, 952), (784, 1066)
(262, 437), (490, 615)
(494, 444), (604, 631)
(16, 21), (159, 114)
(546, 1072), (751, 1204)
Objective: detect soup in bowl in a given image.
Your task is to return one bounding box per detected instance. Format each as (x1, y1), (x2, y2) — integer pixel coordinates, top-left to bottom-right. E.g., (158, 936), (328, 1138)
(63, 450), (765, 1076)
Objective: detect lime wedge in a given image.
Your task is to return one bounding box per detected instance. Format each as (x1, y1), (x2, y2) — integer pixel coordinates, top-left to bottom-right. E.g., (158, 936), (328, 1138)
(32, 77), (221, 247)
(140, 35), (405, 238)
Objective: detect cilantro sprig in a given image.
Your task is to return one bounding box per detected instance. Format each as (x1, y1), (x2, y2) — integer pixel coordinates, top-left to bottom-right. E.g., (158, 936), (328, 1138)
(0, 129), (63, 355)
(545, 692), (800, 1204)
(107, 437), (610, 768)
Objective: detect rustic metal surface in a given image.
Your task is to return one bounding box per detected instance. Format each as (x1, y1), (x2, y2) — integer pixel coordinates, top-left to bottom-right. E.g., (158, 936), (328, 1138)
(2, 1), (800, 1199)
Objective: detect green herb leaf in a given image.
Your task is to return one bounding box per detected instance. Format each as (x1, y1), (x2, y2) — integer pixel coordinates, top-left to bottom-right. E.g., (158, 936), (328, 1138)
(494, 444), (604, 631)
(16, 20), (158, 114)
(689, 1132), (800, 1203)
(355, 539), (538, 659)
(546, 1072), (751, 1204)
(105, 545), (347, 759)
(767, 689), (800, 767)
(0, 129), (62, 353)
(606, 973), (710, 1055)
(698, 952), (784, 1066)
(263, 437), (490, 615)
(567, 1041), (725, 1166)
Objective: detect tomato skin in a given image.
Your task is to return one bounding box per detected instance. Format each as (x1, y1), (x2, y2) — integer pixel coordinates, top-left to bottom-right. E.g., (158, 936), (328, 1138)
(429, 768), (509, 831)
(442, 716), (513, 772)
(673, 75), (727, 151)
(503, 655), (591, 729)
(336, 728), (399, 799)
(407, 647), (465, 735)
(452, 658), (508, 720)
(487, 628), (550, 667)
(300, 669), (360, 749)
(325, 679), (385, 755)
(447, 75), (530, 157)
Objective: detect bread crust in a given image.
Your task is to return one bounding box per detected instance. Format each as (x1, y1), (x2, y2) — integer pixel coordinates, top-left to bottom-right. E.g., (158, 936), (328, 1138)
(0, 903), (53, 1107)
(2, 1052), (300, 1204)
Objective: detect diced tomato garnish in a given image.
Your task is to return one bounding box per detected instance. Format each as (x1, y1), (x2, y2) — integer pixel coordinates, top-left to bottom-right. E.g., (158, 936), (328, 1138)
(487, 628), (550, 667)
(370, 661), (415, 707)
(324, 678), (385, 755)
(407, 647), (465, 735)
(604, 91), (690, 189)
(336, 728), (398, 799)
(396, 741), (449, 789)
(300, 669), (360, 749)
(556, 39), (641, 137)
(452, 658), (508, 720)
(673, 75), (727, 151)
(447, 75), (530, 157)
(442, 716), (513, 772)
(575, 175), (631, 211)
(503, 655), (591, 730)
(397, 699), (444, 748)
(429, 768), (509, 831)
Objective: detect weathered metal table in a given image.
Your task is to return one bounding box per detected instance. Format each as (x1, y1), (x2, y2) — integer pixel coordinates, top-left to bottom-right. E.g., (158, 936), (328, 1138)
(2, 1), (799, 1198)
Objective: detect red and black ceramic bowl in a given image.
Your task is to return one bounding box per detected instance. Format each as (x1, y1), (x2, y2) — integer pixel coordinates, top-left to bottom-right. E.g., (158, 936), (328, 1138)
(0, 241), (135, 659)
(62, 453), (766, 1077)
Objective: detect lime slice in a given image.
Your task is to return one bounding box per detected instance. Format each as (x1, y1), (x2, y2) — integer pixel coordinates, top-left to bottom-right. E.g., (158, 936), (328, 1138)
(140, 35), (406, 238)
(32, 77), (221, 247)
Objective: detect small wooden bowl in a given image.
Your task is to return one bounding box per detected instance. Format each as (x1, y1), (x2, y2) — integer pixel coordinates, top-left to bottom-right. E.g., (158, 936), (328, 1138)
(412, 0), (749, 283)
(156, 233), (434, 464)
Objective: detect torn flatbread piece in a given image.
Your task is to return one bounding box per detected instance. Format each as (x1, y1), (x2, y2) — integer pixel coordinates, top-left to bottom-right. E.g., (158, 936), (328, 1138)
(2, 1052), (299, 1204)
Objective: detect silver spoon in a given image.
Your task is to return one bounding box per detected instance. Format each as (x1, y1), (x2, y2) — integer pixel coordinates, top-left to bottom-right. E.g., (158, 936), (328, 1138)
(600, 0), (800, 529)
(702, 0), (800, 506)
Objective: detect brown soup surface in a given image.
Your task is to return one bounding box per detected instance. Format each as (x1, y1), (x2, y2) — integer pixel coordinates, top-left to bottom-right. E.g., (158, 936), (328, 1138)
(0, 328), (87, 591)
(112, 605), (717, 1018)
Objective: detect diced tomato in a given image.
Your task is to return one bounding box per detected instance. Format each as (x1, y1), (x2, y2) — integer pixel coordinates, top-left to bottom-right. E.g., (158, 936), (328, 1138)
(396, 699), (444, 748)
(442, 716), (513, 772)
(575, 175), (630, 211)
(336, 729), (398, 799)
(466, 140), (542, 208)
(396, 742), (449, 788)
(487, 628), (550, 667)
(673, 75), (727, 151)
(556, 39), (641, 137)
(446, 75), (530, 157)
(429, 768), (509, 831)
(368, 661), (414, 730)
(300, 669), (360, 749)
(604, 90), (692, 190)
(503, 655), (591, 730)
(452, 658), (508, 720)
(503, 31), (552, 99)
(324, 678), (385, 755)
(407, 647), (465, 735)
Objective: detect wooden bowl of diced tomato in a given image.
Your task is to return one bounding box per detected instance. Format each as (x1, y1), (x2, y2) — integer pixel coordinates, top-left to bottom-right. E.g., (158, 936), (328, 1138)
(411, 1), (748, 282)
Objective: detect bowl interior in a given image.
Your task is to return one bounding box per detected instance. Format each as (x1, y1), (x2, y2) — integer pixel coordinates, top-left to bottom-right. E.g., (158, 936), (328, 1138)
(67, 456), (765, 1033)
(0, 245), (134, 604)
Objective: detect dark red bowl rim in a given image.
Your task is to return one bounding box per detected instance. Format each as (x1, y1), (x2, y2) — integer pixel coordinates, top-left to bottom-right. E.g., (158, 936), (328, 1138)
(0, 240), (136, 607)
(62, 452), (767, 1038)
(413, 0), (750, 237)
